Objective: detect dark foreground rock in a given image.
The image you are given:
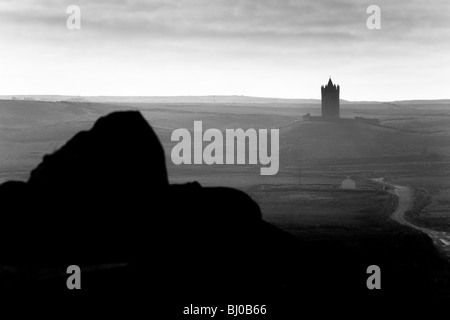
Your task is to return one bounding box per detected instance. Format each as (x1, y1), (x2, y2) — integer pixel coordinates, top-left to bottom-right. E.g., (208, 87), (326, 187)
(0, 111), (448, 317)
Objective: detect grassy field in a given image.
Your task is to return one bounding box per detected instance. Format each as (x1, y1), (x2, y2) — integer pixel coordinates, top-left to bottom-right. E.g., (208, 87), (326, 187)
(248, 183), (398, 239)
(0, 99), (449, 234)
(1, 98), (450, 301)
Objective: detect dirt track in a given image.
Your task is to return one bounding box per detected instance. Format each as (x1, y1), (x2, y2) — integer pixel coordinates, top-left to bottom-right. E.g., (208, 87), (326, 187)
(391, 185), (450, 260)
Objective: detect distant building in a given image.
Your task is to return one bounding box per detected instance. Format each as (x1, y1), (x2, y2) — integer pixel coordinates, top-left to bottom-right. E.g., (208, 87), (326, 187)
(302, 78), (341, 122)
(321, 78), (340, 120)
(341, 176), (356, 190)
(302, 79), (381, 124)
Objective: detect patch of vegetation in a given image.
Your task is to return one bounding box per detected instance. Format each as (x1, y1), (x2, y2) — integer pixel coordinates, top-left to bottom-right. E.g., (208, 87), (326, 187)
(405, 187), (450, 232)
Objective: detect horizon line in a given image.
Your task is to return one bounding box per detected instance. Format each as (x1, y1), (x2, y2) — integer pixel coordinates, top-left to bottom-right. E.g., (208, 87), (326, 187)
(1, 94), (449, 104)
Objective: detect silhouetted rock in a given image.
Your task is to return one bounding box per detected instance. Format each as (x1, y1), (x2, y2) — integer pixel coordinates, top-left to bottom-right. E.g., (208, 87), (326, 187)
(0, 111), (299, 299)
(0, 111), (447, 317)
(28, 110), (168, 193)
(1, 111), (170, 266)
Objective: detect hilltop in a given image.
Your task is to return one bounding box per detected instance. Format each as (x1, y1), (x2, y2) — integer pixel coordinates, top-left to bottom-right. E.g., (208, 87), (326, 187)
(281, 120), (425, 163)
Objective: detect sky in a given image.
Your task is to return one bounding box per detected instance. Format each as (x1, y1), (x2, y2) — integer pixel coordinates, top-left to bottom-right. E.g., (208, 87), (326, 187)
(0, 0), (449, 101)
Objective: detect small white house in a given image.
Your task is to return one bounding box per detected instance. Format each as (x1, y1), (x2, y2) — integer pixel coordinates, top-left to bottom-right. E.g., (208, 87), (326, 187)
(341, 176), (356, 190)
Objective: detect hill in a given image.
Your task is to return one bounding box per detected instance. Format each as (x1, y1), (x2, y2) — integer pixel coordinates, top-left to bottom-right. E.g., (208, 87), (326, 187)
(1, 99), (449, 186)
(281, 120), (425, 163)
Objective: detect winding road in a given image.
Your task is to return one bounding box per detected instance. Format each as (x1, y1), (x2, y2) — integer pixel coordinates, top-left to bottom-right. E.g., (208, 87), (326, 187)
(391, 185), (450, 260)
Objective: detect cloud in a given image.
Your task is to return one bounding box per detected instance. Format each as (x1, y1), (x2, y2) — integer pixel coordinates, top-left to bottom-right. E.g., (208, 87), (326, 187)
(1, 0), (449, 46)
(0, 0), (449, 99)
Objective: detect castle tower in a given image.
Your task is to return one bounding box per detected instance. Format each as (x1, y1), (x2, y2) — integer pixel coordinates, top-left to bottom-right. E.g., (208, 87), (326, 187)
(321, 78), (340, 120)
